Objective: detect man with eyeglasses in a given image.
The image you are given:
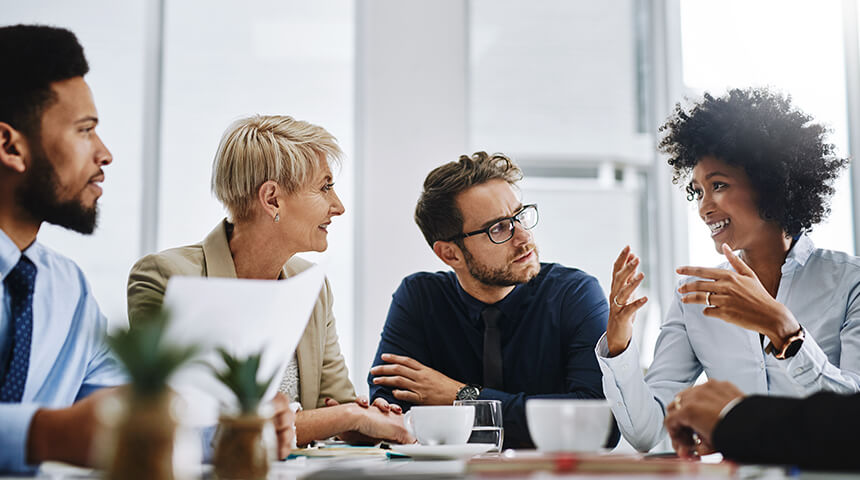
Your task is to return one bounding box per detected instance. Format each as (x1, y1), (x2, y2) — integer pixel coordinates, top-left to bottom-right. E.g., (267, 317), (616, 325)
(368, 152), (616, 449)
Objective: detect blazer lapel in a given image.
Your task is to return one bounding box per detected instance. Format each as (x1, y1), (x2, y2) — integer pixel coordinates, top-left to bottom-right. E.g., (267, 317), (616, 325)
(201, 220), (238, 279)
(283, 261), (321, 409)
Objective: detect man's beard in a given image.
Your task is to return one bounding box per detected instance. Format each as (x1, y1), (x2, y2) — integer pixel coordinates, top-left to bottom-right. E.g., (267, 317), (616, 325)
(15, 144), (99, 234)
(462, 243), (540, 287)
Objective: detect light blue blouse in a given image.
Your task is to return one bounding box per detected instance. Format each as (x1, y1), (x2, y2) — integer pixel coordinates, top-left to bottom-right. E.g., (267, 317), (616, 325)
(0, 229), (125, 473)
(597, 235), (860, 451)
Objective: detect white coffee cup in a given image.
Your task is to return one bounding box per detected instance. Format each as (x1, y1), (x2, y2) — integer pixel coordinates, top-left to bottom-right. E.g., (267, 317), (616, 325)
(403, 405), (475, 445)
(526, 399), (612, 452)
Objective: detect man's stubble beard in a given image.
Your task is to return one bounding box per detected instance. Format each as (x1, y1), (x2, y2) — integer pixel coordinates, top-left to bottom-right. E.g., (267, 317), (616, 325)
(462, 243), (540, 287)
(15, 141), (99, 234)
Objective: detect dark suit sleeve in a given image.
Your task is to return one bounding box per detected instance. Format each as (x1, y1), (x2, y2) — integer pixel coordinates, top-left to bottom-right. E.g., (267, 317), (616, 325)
(714, 392), (860, 470)
(481, 274), (618, 448)
(368, 278), (431, 408)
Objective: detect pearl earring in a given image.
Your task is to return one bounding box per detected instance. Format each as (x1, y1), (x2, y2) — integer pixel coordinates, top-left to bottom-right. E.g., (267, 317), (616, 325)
(274, 212), (280, 223)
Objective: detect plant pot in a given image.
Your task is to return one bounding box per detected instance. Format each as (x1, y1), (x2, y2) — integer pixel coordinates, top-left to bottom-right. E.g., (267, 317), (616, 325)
(212, 413), (273, 480)
(105, 389), (178, 480)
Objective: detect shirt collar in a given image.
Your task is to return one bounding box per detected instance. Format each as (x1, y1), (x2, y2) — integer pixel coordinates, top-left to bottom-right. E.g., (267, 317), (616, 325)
(783, 233), (814, 272)
(456, 265), (543, 326)
(0, 228), (23, 281)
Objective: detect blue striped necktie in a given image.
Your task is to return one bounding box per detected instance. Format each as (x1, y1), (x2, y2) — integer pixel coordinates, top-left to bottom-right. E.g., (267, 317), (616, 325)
(1, 255), (37, 402)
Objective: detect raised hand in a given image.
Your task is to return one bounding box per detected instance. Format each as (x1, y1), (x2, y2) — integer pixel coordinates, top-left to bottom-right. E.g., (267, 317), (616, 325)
(606, 246), (649, 356)
(676, 243), (800, 348)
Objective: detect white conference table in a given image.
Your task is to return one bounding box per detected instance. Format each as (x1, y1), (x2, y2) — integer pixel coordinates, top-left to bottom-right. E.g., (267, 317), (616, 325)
(2, 456), (823, 480)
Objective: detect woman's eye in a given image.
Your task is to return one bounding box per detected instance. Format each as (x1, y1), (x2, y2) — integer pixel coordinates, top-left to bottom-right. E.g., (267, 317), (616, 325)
(713, 181), (727, 190)
(322, 182), (334, 192)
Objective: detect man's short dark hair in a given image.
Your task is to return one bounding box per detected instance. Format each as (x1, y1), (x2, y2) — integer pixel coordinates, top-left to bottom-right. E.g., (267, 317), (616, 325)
(415, 151), (523, 247)
(0, 24), (89, 139)
(659, 87), (848, 237)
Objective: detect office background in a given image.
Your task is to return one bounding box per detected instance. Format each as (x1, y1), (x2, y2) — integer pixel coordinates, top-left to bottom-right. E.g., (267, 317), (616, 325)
(7, 0), (860, 406)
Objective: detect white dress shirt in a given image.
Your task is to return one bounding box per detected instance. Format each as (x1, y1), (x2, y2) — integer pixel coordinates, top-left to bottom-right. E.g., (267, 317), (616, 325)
(596, 235), (860, 451)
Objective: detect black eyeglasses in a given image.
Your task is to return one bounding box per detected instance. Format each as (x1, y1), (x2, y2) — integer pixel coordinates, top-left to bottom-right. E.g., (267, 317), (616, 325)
(446, 204), (539, 244)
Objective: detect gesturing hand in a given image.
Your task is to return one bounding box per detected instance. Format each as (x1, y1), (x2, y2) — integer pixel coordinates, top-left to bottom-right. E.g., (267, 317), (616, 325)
(606, 246), (649, 356)
(369, 353), (464, 405)
(676, 243), (800, 348)
(664, 380), (744, 458)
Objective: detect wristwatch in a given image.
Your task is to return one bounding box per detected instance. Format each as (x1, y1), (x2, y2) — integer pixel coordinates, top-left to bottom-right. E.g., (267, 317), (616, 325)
(456, 383), (482, 401)
(766, 325), (805, 360)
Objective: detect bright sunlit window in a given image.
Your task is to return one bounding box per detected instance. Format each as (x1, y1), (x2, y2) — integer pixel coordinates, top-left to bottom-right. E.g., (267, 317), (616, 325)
(680, 0), (853, 267)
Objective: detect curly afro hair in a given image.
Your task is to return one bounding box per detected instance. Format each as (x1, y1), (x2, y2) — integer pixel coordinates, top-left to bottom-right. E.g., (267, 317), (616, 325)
(658, 87), (848, 237)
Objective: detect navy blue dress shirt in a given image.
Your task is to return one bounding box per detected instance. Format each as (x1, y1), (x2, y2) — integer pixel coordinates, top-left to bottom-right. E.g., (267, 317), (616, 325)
(369, 262), (613, 448)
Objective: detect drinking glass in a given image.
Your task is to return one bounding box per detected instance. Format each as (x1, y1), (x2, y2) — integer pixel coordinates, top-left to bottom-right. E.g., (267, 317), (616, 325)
(453, 399), (503, 452)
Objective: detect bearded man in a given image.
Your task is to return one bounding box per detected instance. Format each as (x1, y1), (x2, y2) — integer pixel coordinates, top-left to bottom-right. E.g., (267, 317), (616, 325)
(368, 152), (616, 448)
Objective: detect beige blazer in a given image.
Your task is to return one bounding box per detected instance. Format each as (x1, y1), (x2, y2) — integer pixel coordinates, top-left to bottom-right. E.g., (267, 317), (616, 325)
(126, 220), (356, 409)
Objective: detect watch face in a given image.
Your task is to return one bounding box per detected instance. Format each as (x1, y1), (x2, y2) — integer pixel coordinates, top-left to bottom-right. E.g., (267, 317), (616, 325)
(457, 385), (480, 400)
(784, 338), (804, 358)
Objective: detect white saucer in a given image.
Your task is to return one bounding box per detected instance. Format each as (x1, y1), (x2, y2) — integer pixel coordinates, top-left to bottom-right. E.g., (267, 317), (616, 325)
(390, 443), (495, 459)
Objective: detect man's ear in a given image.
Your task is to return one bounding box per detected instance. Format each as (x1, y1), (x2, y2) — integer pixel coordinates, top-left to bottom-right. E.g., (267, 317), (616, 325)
(257, 180), (281, 219)
(0, 122), (28, 173)
(433, 240), (465, 269)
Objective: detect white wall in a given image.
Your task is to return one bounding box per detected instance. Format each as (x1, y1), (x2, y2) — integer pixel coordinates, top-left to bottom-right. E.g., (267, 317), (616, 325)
(5, 1), (147, 327)
(353, 0), (469, 394)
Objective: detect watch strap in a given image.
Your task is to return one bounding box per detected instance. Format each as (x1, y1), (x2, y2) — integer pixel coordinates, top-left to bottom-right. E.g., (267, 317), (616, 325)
(766, 325), (805, 360)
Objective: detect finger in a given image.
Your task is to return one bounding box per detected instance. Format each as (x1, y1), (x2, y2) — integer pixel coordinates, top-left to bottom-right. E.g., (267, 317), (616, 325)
(373, 375), (420, 391)
(390, 403), (403, 414)
(356, 395), (370, 407)
(613, 255), (640, 290)
(722, 243), (755, 277)
(324, 397), (340, 407)
(615, 271), (645, 304)
(676, 266), (732, 280)
(277, 430), (292, 459)
(380, 353), (423, 370)
(272, 392), (290, 411)
(612, 246), (631, 274)
(680, 292), (726, 308)
(371, 363), (418, 379)
(677, 280), (722, 295)
(616, 296), (648, 315)
(371, 397), (391, 412)
(392, 389), (421, 404)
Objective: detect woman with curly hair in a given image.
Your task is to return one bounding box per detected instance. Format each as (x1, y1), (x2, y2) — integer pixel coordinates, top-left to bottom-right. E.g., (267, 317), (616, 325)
(595, 87), (860, 453)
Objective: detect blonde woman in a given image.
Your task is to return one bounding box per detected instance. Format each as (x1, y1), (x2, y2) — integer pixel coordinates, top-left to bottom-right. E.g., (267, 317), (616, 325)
(127, 115), (412, 446)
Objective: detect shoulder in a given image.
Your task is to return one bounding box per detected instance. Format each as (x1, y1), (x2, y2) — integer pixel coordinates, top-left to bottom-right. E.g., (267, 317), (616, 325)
(806, 247), (860, 271)
(538, 262), (602, 294)
(398, 270), (458, 292)
(131, 243), (206, 279)
(30, 242), (92, 294)
(285, 255), (315, 276)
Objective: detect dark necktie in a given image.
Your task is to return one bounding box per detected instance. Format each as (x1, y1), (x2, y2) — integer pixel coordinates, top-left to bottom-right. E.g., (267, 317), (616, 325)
(481, 306), (504, 390)
(1, 256), (37, 402)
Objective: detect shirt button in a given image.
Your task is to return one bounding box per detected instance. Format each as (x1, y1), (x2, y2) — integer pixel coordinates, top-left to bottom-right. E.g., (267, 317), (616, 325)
(760, 362), (765, 369)
(795, 367), (804, 375)
(616, 402), (623, 407)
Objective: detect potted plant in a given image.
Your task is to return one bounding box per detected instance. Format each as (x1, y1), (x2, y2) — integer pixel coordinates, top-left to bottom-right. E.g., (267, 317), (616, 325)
(104, 309), (198, 480)
(211, 348), (278, 480)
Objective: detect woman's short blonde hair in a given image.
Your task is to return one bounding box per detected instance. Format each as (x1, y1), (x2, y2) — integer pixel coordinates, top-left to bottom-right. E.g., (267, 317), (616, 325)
(211, 115), (342, 221)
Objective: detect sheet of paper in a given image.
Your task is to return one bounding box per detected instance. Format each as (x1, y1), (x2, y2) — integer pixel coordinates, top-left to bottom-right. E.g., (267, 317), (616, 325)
(162, 264), (325, 426)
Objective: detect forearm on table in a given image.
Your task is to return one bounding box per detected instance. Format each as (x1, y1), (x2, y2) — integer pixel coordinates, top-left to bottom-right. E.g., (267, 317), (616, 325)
(294, 405), (358, 446)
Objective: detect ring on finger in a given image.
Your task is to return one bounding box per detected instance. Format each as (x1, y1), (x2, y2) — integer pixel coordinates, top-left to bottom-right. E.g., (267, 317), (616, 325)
(613, 295), (625, 308)
(672, 396), (681, 410)
(705, 291), (713, 307)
